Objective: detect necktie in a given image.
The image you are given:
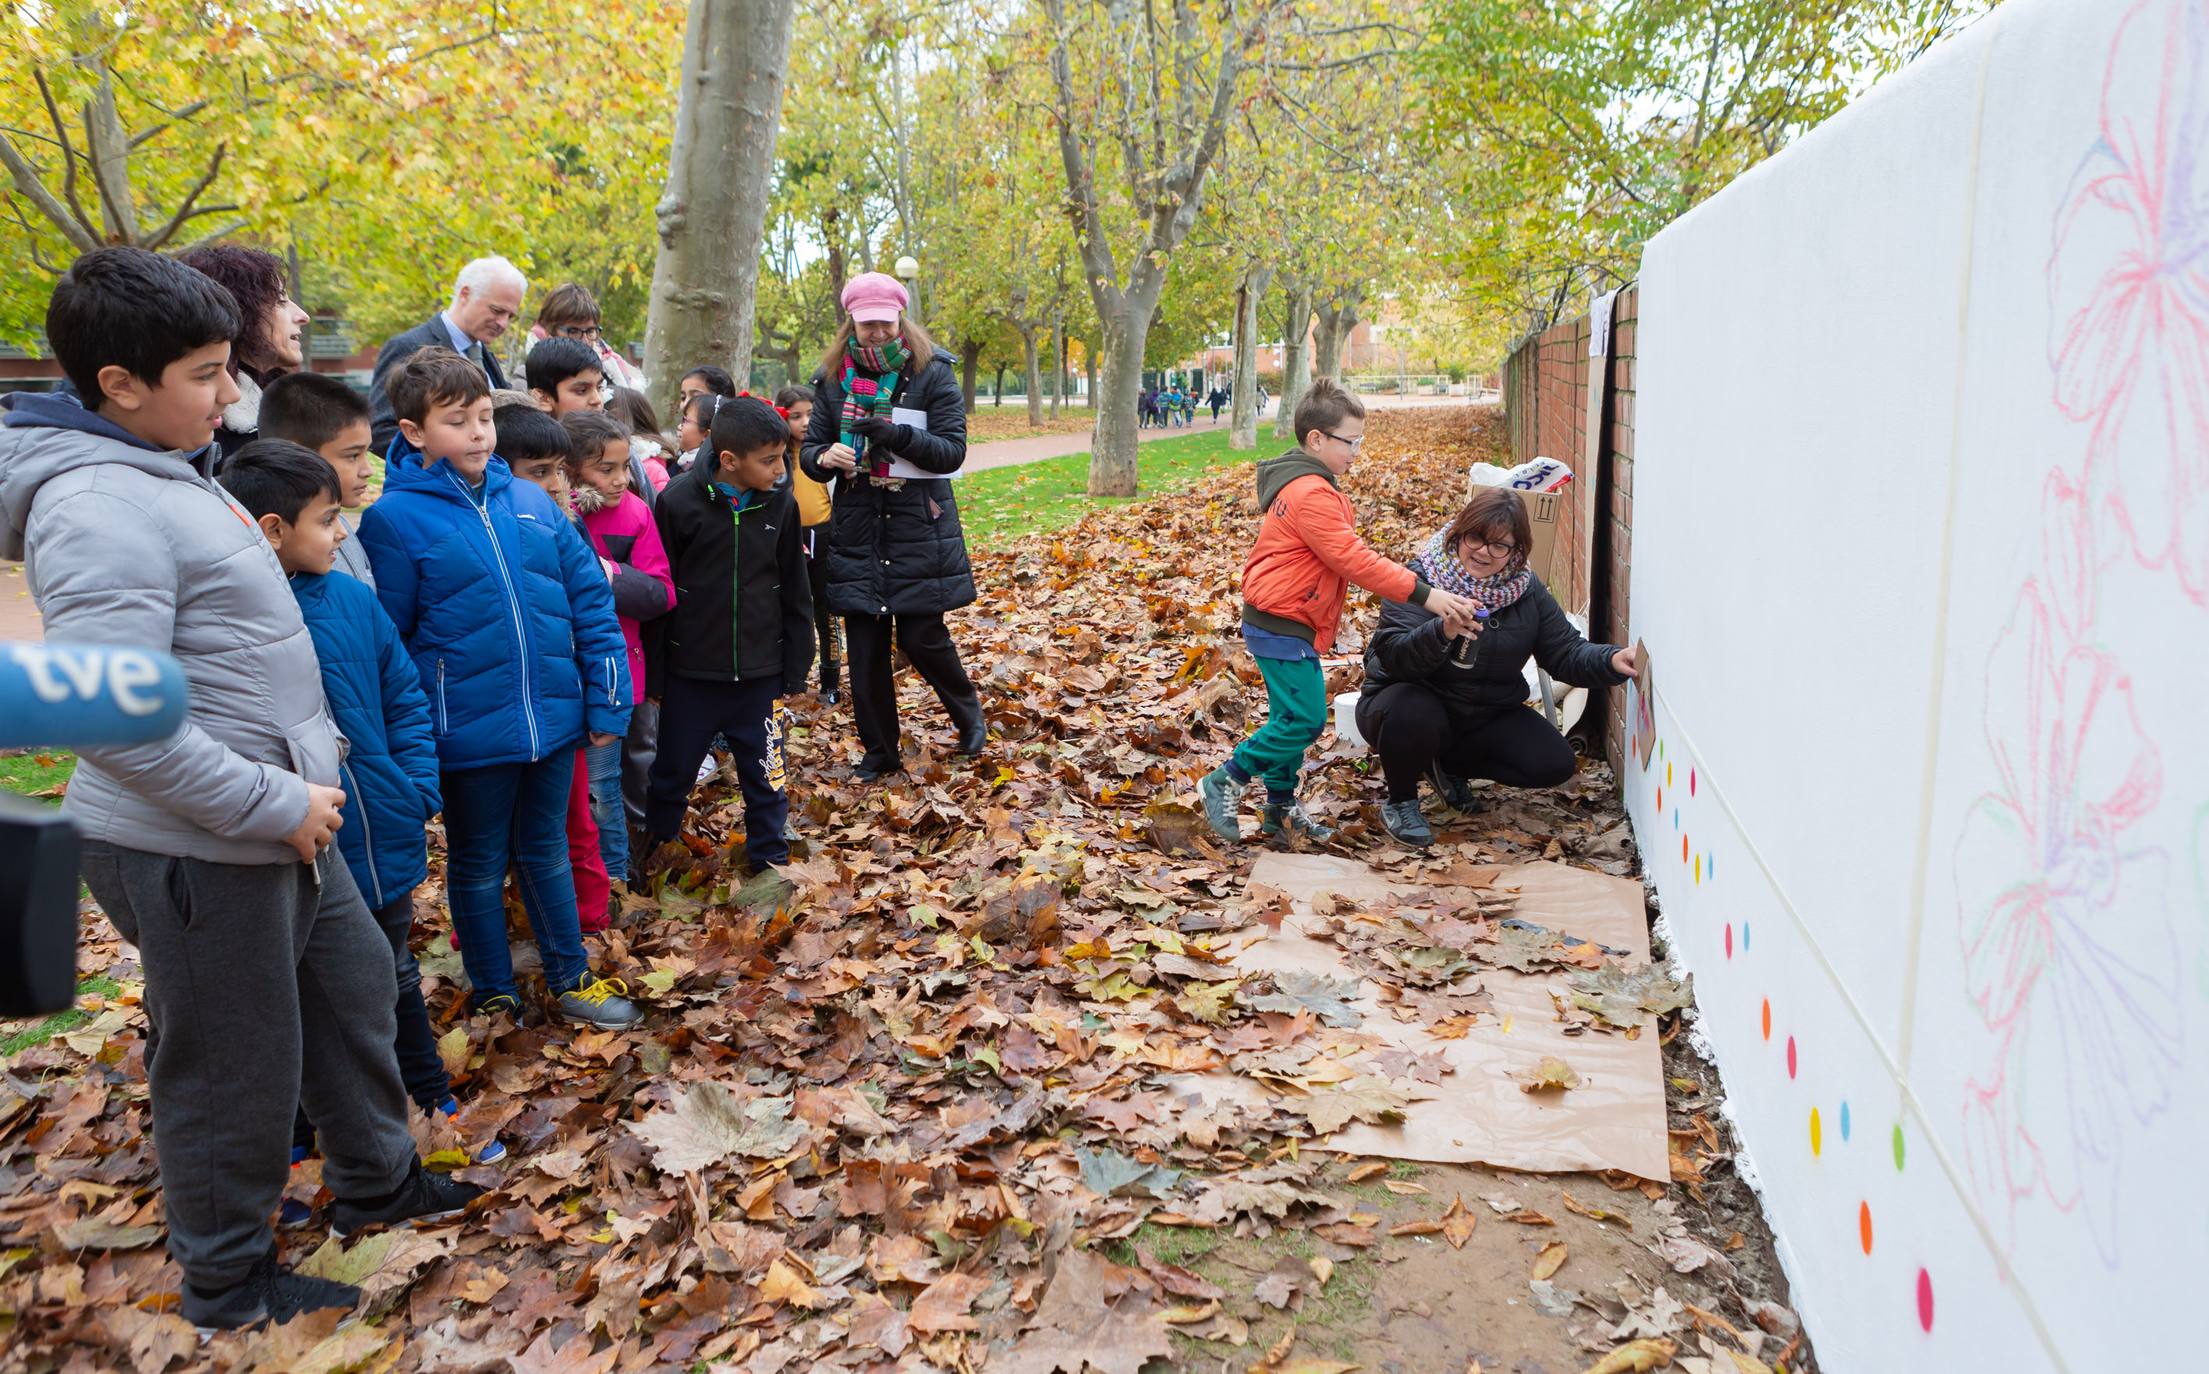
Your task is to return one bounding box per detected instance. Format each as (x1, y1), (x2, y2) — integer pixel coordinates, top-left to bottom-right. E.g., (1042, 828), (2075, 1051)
(465, 340), (485, 372)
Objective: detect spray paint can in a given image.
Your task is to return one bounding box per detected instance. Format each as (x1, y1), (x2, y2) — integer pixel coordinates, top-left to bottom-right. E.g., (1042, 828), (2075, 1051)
(1450, 607), (1490, 667)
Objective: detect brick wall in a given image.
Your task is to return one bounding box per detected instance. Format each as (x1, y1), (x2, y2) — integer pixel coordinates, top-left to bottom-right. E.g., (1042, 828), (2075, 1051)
(1503, 286), (1639, 771)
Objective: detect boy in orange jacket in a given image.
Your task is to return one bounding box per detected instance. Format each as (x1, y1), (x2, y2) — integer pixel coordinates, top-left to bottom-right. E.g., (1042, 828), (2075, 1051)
(1200, 380), (1477, 842)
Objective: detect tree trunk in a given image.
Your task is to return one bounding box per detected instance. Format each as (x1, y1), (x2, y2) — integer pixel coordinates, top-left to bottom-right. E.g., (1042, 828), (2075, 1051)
(1084, 344), (1098, 409)
(642, 0), (797, 415)
(1274, 278), (1314, 441)
(1048, 316), (1064, 417)
(960, 336), (983, 412)
(1229, 262), (1273, 450)
(1086, 281), (1161, 497)
(1019, 325), (1043, 429)
(1313, 286), (1363, 384)
(993, 363), (1006, 405)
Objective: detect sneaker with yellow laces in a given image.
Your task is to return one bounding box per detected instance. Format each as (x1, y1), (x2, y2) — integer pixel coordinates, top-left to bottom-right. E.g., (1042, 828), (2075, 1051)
(553, 975), (643, 1030)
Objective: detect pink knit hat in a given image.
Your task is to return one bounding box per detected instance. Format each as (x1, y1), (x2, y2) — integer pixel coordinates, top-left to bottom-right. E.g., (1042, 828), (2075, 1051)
(841, 272), (908, 324)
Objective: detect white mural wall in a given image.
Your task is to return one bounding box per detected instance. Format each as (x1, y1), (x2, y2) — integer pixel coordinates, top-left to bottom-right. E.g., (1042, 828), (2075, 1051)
(1623, 0), (2207, 1366)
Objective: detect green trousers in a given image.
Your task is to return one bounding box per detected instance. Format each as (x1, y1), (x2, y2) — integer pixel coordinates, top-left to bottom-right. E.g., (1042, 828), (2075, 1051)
(1228, 654), (1328, 797)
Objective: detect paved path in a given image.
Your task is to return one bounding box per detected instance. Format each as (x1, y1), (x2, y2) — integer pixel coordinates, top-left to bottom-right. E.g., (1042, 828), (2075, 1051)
(961, 392), (1483, 475)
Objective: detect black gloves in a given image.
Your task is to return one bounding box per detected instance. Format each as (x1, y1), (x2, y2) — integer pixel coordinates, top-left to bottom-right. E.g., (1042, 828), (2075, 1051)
(850, 416), (911, 451)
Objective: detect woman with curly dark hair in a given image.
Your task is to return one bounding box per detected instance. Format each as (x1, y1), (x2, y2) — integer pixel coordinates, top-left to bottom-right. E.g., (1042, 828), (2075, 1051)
(177, 245), (311, 460)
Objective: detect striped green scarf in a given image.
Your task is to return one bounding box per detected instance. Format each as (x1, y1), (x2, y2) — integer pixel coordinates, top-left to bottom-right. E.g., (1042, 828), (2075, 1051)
(841, 337), (911, 477)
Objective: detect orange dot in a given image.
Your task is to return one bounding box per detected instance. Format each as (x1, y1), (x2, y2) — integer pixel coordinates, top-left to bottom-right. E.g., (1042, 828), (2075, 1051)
(1859, 1201), (1874, 1254)
(1682, 835), (1690, 862)
(1761, 999), (1772, 1040)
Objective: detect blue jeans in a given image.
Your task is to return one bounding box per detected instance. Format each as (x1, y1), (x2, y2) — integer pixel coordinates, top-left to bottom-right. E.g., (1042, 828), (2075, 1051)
(442, 753), (589, 1003)
(584, 738), (628, 883)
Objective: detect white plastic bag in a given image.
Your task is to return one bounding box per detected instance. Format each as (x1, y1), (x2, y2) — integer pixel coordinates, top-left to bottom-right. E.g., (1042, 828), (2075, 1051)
(1467, 454), (1574, 494)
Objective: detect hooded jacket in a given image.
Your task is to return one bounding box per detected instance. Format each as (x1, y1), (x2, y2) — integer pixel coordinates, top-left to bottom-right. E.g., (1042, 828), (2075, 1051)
(1361, 557), (1626, 720)
(798, 347), (976, 617)
(1239, 450), (1431, 655)
(0, 391), (343, 863)
(576, 486), (675, 696)
(290, 569), (440, 906)
(357, 437), (632, 771)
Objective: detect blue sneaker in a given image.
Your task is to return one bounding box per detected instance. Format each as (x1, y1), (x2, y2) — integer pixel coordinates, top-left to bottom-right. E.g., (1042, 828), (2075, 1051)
(438, 1097), (507, 1165)
(279, 1146), (315, 1229)
(1198, 767), (1244, 842)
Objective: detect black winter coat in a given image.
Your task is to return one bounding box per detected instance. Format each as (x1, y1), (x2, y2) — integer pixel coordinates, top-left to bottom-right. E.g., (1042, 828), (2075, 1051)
(643, 468), (813, 692)
(798, 347), (975, 617)
(1362, 560), (1626, 722)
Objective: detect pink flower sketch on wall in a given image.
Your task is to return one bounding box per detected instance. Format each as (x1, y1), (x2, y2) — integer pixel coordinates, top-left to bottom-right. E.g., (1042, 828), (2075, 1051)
(1957, 0), (2199, 1266)
(1953, 581), (2178, 1261)
(2046, 0), (2209, 608)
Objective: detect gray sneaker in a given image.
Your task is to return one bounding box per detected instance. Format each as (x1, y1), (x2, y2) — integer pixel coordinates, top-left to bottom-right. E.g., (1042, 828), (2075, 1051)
(1381, 799), (1434, 848)
(554, 976), (643, 1030)
(1262, 801), (1334, 844)
(1198, 767), (1244, 842)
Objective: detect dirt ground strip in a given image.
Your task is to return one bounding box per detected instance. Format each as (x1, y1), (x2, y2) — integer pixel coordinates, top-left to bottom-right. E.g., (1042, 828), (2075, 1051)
(0, 408), (1811, 1374)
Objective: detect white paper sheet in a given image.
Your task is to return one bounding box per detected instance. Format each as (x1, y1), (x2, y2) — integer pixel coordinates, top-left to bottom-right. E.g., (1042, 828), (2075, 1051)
(879, 406), (961, 480)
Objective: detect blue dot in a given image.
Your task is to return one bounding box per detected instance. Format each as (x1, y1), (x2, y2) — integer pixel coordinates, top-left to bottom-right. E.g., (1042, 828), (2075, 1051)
(1707, 854), (1714, 879)
(1673, 808), (1680, 830)
(1839, 1101), (1852, 1141)
(1742, 922), (1752, 951)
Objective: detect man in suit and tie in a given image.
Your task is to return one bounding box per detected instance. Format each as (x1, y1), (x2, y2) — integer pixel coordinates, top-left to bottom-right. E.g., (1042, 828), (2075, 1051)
(367, 257), (528, 453)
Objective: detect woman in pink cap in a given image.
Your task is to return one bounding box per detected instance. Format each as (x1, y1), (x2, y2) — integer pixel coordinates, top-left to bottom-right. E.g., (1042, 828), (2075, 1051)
(799, 271), (985, 781)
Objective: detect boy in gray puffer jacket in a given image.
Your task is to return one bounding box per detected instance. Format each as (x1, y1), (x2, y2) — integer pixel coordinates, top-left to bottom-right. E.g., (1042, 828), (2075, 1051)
(0, 249), (479, 1334)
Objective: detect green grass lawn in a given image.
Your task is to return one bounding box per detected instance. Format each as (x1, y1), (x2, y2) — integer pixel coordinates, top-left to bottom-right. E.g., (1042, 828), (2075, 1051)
(0, 749), (73, 802)
(0, 974), (122, 1057)
(960, 428), (1264, 549)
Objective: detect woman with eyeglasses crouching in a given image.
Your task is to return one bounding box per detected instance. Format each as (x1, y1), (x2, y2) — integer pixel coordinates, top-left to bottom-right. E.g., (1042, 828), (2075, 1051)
(1355, 486), (1641, 848)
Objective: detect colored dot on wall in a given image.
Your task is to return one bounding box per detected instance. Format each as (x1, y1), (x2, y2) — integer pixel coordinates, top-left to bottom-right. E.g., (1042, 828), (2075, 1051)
(1741, 920), (1751, 950)
(1761, 999), (1772, 1040)
(1809, 1107), (1823, 1156)
(1695, 855), (1702, 885)
(1892, 1124), (1907, 1171)
(1682, 834), (1690, 862)
(1690, 768), (1697, 797)
(1786, 1036), (1798, 1079)
(1839, 1100), (1852, 1141)
(1674, 808), (1681, 831)
(1707, 853), (1714, 880)
(1859, 1201), (1874, 1254)
(1916, 1269), (1935, 1332)
(1666, 761), (1673, 787)
(1655, 786), (1663, 811)
(1725, 924), (1734, 959)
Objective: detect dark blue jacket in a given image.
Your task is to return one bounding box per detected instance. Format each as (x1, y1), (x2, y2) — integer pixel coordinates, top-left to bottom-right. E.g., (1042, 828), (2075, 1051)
(289, 569), (440, 908)
(358, 439), (633, 771)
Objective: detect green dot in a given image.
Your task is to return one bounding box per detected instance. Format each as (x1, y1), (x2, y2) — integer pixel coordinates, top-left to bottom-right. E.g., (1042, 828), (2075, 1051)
(1892, 1123), (1906, 1171)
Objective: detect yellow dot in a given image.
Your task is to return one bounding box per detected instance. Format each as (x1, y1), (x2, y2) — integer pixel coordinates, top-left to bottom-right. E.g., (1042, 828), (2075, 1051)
(1810, 1107), (1823, 1156)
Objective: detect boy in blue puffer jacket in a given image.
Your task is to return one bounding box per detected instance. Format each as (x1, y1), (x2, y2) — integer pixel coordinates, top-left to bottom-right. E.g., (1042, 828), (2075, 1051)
(222, 441), (506, 1183)
(358, 347), (642, 1030)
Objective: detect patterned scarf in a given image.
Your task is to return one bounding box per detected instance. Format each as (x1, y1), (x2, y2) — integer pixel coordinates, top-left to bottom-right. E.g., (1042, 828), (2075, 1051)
(840, 335), (911, 478)
(1421, 528), (1532, 616)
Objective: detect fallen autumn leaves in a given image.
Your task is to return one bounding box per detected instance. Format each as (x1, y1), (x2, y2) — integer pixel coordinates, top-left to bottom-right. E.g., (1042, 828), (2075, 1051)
(0, 408), (1808, 1374)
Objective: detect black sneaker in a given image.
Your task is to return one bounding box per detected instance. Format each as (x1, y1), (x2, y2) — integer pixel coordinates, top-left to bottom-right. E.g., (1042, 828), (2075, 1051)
(955, 720), (987, 756)
(183, 1248), (359, 1334)
(1425, 763), (1484, 813)
(331, 1159), (485, 1239)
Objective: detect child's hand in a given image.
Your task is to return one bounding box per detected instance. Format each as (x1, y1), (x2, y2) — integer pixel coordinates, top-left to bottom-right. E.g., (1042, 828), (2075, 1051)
(589, 731), (619, 747)
(820, 443), (860, 474)
(1426, 589), (1479, 634)
(288, 782), (347, 863)
(599, 556), (618, 583)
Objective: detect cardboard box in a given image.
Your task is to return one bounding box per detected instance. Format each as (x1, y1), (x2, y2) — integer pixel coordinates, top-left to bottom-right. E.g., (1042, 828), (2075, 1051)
(1522, 488), (1567, 591)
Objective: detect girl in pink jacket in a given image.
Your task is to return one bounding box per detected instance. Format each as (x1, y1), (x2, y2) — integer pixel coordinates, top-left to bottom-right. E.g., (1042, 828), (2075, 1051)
(561, 412), (674, 889)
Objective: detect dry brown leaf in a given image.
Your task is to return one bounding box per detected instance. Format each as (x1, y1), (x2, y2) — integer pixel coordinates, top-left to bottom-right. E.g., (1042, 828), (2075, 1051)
(1516, 1056), (1582, 1093)
(1344, 1161), (1389, 1183)
(1581, 1338), (1678, 1374)
(1441, 1195), (1476, 1250)
(1388, 1219), (1443, 1237)
(907, 1270), (990, 1332)
(1530, 1241), (1568, 1280)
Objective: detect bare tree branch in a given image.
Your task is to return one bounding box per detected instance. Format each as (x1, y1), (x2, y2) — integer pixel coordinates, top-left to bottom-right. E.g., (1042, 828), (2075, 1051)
(142, 143), (229, 248)
(33, 70), (104, 245)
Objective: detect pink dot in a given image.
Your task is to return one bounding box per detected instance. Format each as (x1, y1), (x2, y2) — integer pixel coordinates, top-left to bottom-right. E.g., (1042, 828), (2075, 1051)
(1690, 769), (1697, 797)
(1916, 1269), (1934, 1331)
(1786, 1036), (1798, 1078)
(1725, 924), (1733, 959)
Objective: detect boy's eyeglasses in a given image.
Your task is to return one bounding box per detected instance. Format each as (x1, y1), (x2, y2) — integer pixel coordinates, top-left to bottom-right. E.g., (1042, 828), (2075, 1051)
(556, 324), (603, 341)
(1325, 430), (1365, 451)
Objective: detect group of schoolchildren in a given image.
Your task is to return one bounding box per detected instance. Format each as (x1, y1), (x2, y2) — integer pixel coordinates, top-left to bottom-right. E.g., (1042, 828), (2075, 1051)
(0, 248), (827, 1331)
(0, 237), (1490, 1336)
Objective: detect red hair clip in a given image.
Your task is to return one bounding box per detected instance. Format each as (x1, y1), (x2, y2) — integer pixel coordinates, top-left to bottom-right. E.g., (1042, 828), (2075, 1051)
(737, 389), (790, 420)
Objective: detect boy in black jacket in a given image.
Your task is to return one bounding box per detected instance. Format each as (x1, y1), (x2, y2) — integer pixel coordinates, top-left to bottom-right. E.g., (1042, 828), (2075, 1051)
(642, 394), (813, 871)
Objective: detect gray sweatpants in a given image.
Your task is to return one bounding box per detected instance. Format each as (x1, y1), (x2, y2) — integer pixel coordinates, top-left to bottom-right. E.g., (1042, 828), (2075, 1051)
(80, 841), (415, 1289)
